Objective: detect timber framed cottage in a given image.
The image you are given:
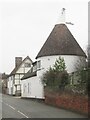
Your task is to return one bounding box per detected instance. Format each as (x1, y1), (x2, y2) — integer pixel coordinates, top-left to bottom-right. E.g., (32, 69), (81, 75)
(7, 56), (32, 96)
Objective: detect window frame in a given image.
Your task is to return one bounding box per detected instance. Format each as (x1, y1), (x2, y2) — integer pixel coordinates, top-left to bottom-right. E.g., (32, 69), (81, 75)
(37, 60), (41, 70)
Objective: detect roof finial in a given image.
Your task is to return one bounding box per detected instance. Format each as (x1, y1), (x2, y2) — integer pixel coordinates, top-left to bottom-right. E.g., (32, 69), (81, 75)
(56, 8), (66, 24)
(57, 8), (74, 25)
(60, 8), (66, 24)
(62, 8), (65, 14)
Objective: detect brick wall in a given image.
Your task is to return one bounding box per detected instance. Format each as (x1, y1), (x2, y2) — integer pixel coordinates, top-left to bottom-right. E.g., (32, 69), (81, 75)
(45, 90), (88, 115)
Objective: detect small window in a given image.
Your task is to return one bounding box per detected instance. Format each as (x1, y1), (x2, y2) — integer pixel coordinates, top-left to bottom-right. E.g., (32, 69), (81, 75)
(37, 60), (41, 69)
(25, 63), (31, 67)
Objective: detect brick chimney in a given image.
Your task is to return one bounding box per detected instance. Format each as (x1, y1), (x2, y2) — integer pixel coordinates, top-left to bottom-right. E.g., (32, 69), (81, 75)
(15, 57), (22, 67)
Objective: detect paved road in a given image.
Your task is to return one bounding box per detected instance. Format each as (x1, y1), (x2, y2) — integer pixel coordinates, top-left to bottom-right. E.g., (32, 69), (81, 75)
(1, 93), (88, 118)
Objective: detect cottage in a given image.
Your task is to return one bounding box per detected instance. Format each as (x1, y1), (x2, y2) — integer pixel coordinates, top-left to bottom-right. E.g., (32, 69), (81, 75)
(7, 56), (32, 96)
(21, 9), (86, 99)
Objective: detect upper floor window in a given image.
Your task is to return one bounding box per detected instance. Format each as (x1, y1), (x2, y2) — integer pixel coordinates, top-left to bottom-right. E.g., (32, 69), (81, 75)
(15, 74), (20, 80)
(24, 63), (31, 67)
(37, 60), (41, 70)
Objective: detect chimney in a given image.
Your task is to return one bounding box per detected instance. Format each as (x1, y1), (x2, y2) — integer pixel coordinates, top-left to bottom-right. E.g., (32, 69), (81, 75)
(15, 57), (22, 67)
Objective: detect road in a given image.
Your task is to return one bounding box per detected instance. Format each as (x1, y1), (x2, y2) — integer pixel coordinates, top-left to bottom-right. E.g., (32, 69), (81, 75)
(0, 93), (88, 118)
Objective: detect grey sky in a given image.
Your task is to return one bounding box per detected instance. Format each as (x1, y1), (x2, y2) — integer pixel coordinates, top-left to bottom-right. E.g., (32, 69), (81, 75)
(0, 0), (88, 74)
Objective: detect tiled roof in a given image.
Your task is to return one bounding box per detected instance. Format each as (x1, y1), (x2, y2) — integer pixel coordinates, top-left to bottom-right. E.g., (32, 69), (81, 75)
(21, 71), (37, 80)
(36, 24), (86, 59)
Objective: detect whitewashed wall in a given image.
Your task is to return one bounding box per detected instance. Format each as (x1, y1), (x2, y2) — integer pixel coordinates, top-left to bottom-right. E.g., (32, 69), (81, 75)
(7, 76), (13, 95)
(37, 55), (86, 78)
(21, 76), (44, 99)
(7, 79), (10, 94)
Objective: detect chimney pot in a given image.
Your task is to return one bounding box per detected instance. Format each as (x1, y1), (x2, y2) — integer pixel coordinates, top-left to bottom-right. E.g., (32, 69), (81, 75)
(15, 57), (22, 67)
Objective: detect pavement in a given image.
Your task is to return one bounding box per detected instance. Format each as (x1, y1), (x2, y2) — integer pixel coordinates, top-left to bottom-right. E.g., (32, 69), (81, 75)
(0, 93), (88, 118)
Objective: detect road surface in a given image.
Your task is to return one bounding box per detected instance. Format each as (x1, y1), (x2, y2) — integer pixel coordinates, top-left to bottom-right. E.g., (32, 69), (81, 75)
(0, 93), (88, 118)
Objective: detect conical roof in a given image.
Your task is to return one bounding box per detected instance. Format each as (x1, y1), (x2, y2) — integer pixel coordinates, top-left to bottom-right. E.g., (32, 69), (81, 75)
(36, 24), (86, 59)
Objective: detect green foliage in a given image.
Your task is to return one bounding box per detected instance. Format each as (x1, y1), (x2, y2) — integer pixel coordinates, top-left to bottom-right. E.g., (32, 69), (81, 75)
(58, 71), (69, 87)
(42, 67), (56, 87)
(42, 57), (69, 90)
(69, 69), (89, 95)
(53, 57), (66, 72)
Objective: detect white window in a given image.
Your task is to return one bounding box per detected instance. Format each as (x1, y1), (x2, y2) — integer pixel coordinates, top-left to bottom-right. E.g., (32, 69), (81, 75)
(15, 74), (19, 79)
(37, 60), (41, 69)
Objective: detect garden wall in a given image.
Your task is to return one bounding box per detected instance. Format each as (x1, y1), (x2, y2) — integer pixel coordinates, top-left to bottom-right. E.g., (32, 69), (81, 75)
(45, 90), (88, 115)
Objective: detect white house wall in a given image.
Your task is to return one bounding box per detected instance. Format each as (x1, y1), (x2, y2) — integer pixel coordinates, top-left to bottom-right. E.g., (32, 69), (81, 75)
(7, 76), (13, 95)
(21, 76), (44, 99)
(7, 79), (11, 94)
(37, 55), (86, 77)
(12, 85), (15, 95)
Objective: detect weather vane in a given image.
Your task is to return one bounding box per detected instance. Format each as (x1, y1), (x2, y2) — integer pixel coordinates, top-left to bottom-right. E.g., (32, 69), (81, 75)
(61, 8), (74, 25)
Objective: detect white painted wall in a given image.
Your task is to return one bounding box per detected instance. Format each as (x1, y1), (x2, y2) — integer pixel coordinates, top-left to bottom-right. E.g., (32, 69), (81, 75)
(37, 55), (86, 78)
(7, 76), (13, 95)
(7, 79), (10, 94)
(21, 76), (44, 99)
(12, 85), (15, 95)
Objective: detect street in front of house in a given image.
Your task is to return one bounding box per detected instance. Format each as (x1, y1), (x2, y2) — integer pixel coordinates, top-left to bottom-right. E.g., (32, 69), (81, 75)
(1, 94), (87, 118)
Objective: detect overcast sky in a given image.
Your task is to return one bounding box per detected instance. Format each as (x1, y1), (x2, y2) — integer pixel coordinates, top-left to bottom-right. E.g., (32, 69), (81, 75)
(0, 0), (88, 74)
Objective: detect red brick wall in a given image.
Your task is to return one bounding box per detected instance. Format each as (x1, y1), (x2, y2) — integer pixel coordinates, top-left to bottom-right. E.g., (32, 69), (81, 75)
(45, 91), (88, 115)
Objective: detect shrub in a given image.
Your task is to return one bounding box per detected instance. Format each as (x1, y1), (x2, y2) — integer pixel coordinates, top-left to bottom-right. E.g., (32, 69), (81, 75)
(42, 67), (56, 87)
(58, 71), (69, 90)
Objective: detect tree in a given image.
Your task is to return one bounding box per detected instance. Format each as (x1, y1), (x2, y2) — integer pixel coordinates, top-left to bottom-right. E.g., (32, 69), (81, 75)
(53, 57), (66, 72)
(71, 56), (88, 94)
(75, 57), (87, 71)
(42, 57), (69, 90)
